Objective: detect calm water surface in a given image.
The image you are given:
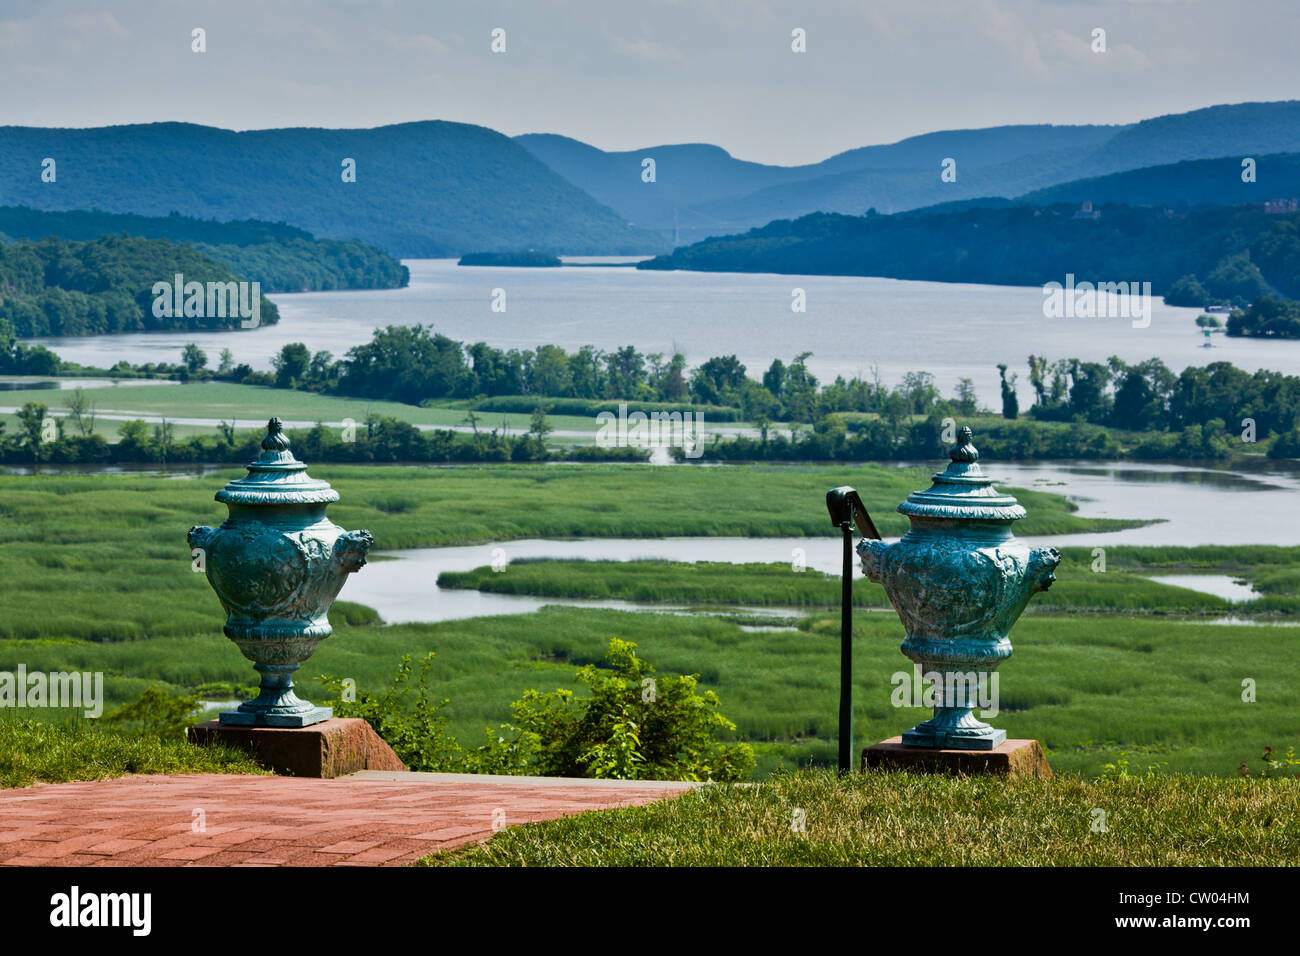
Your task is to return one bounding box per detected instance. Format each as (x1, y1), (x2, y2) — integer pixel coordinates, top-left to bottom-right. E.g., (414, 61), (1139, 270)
(338, 460), (1300, 622)
(30, 259), (1300, 406)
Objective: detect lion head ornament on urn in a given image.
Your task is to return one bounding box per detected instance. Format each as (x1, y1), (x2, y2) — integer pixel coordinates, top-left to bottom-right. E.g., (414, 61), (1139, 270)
(188, 418), (372, 727)
(857, 426), (1060, 750)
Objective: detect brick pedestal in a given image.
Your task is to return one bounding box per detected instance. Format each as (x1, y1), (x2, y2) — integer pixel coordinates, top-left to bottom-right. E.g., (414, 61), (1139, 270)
(188, 718), (406, 778)
(862, 737), (1051, 779)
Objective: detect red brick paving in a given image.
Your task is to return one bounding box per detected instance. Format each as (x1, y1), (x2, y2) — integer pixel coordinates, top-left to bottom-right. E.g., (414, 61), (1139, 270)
(0, 773), (692, 867)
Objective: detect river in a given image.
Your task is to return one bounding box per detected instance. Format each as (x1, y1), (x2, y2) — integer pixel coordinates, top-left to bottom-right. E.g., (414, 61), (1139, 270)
(28, 258), (1300, 406)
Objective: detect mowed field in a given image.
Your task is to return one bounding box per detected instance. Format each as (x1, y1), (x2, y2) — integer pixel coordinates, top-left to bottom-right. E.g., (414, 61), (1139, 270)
(0, 381), (600, 441)
(0, 462), (1292, 780)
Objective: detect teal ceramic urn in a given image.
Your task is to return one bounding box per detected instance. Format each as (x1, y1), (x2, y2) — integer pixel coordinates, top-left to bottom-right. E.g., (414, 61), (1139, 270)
(187, 418), (372, 727)
(857, 426), (1060, 750)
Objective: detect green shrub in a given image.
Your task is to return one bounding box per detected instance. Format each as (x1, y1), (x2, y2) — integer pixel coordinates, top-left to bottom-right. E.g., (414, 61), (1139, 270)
(510, 638), (754, 782)
(100, 685), (199, 740)
(321, 653), (469, 771)
(321, 640), (754, 782)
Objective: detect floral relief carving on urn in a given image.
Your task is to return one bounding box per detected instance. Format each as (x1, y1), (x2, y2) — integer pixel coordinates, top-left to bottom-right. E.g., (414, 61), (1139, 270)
(187, 417), (372, 727)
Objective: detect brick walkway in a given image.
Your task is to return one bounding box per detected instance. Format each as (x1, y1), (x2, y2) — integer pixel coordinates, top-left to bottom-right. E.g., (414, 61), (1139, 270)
(0, 771), (696, 867)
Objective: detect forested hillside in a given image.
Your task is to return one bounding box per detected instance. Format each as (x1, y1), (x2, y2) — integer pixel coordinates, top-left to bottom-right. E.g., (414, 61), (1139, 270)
(0, 122), (665, 257)
(640, 204), (1300, 306)
(0, 235), (278, 337)
(0, 205), (409, 294)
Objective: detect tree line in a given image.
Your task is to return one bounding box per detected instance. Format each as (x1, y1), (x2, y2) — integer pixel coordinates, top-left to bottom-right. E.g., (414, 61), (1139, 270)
(0, 401), (646, 467)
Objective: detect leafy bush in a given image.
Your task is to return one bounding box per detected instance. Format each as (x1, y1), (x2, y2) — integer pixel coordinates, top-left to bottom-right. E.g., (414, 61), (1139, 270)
(101, 685), (199, 740)
(1269, 426), (1300, 459)
(321, 640), (754, 782)
(321, 653), (469, 771)
(510, 639), (754, 782)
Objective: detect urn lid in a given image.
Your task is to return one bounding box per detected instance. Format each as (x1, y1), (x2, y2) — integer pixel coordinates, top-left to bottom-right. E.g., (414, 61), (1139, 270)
(215, 418), (340, 506)
(897, 426), (1026, 522)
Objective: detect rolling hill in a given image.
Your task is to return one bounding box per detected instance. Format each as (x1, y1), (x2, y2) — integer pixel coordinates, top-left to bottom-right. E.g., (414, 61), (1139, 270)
(0, 121), (667, 258)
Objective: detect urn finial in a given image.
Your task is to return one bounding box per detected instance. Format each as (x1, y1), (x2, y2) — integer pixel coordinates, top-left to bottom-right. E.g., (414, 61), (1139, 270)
(950, 425), (978, 463)
(261, 417), (290, 452)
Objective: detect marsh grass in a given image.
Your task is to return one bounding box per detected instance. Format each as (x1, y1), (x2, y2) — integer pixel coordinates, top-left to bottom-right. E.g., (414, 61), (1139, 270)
(0, 470), (1289, 782)
(438, 558), (1242, 614)
(0, 464), (1126, 642)
(3, 605), (1296, 780)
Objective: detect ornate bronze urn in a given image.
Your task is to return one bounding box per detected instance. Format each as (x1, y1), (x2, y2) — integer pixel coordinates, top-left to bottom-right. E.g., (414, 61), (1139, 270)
(858, 426), (1060, 750)
(188, 418), (372, 727)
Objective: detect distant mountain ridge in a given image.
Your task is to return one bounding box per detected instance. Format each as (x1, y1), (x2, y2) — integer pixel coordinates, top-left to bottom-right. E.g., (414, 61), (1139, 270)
(5, 102), (1297, 260)
(518, 101), (1300, 243)
(0, 121), (667, 258)
(517, 124), (1121, 243)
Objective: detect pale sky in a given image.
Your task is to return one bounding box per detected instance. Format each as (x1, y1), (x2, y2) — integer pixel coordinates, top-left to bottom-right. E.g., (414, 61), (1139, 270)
(0, 0), (1295, 165)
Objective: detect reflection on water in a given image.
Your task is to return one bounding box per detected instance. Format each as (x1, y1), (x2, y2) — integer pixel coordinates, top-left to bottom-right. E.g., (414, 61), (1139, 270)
(990, 461), (1300, 548)
(5, 453), (1298, 622)
(1145, 574), (1259, 602)
(1201, 616), (1300, 627)
(0, 378), (182, 391)
(1057, 464), (1287, 491)
(342, 538), (849, 624)
(0, 463), (225, 478)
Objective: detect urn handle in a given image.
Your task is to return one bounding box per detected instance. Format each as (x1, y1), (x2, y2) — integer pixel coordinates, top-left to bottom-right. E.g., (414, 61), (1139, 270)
(335, 529), (374, 573)
(856, 538), (891, 583)
(1029, 546), (1062, 592)
(187, 525), (215, 552)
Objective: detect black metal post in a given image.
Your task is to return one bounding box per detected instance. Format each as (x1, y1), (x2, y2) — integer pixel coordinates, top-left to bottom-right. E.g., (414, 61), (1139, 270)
(838, 520), (853, 774)
(826, 486), (881, 775)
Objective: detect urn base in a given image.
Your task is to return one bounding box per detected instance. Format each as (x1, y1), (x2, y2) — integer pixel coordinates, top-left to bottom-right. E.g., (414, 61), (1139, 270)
(902, 724), (1006, 750)
(220, 703), (333, 728)
(901, 704), (1006, 751)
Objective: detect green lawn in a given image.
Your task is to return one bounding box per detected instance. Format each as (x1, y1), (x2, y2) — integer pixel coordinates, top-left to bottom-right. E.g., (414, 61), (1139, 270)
(416, 769), (1300, 866)
(0, 717), (266, 789)
(0, 381), (599, 440)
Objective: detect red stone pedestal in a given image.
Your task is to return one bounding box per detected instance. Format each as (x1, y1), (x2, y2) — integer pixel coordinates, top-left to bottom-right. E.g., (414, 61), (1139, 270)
(862, 737), (1051, 779)
(188, 718), (406, 778)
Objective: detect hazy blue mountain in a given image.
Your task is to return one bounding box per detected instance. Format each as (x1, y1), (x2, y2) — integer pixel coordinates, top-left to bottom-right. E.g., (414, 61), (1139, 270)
(0, 121), (667, 257)
(512, 134), (804, 238)
(518, 124), (1120, 243)
(1019, 152), (1300, 207)
(520, 101), (1300, 243)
